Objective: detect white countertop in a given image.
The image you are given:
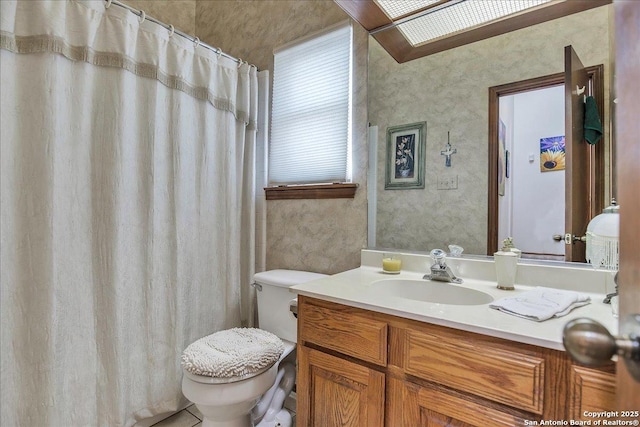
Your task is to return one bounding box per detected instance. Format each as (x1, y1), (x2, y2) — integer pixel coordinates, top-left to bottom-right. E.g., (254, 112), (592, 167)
(290, 251), (619, 351)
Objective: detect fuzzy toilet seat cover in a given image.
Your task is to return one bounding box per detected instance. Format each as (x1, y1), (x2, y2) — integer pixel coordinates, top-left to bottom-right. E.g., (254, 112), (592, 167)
(181, 328), (285, 378)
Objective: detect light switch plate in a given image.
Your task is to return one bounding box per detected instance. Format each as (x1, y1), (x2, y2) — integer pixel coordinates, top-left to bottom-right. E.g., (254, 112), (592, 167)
(437, 175), (458, 190)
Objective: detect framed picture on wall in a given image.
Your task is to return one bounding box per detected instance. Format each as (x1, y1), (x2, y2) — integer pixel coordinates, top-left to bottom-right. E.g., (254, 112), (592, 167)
(540, 135), (566, 172)
(385, 122), (426, 190)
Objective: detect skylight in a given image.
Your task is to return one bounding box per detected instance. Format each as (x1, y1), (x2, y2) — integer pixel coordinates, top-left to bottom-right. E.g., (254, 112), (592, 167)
(336, 0), (608, 62)
(374, 0), (441, 19)
(375, 0), (554, 46)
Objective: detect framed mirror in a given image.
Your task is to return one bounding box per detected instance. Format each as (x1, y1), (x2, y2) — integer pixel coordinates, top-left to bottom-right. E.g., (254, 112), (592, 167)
(368, 4), (614, 262)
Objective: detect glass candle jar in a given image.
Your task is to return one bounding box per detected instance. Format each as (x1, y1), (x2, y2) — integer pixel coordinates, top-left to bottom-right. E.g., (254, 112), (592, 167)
(382, 253), (402, 273)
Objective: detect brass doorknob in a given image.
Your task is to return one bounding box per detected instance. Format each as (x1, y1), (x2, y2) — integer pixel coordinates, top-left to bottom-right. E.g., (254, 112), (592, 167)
(563, 316), (640, 382)
(556, 233), (587, 244)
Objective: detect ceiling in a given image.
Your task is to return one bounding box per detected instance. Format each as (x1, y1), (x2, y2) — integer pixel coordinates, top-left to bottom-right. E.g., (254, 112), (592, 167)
(335, 0), (612, 63)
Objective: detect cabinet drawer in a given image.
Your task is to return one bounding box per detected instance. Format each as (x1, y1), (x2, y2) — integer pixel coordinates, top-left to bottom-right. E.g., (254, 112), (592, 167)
(404, 381), (531, 427)
(299, 298), (388, 366)
(404, 327), (545, 414)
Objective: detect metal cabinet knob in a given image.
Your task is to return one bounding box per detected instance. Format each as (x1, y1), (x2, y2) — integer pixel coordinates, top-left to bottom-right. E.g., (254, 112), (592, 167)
(563, 316), (640, 382)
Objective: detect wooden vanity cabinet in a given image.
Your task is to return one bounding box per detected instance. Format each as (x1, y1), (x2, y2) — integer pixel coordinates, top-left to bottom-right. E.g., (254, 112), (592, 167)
(296, 296), (616, 427)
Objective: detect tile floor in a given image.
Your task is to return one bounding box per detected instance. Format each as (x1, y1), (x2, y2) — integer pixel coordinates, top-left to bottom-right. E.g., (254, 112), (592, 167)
(150, 404), (296, 427)
(151, 405), (203, 427)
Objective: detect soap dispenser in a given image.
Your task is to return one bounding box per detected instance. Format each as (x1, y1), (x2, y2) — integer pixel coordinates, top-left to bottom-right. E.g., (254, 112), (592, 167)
(494, 238), (518, 290)
(501, 237), (521, 258)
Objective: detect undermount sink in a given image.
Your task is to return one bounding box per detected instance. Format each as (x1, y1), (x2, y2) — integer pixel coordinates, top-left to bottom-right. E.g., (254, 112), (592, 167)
(369, 279), (494, 306)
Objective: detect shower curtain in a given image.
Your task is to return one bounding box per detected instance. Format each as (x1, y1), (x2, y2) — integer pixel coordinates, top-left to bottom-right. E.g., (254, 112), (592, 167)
(0, 1), (257, 425)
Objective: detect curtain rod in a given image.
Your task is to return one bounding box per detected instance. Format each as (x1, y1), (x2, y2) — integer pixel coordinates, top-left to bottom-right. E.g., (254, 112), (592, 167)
(105, 0), (256, 70)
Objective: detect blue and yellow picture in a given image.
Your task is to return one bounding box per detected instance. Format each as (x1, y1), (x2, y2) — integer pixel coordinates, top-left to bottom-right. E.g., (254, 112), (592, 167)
(540, 135), (565, 172)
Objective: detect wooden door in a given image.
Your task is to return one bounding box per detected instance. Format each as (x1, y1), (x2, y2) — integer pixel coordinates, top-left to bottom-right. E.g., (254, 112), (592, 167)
(614, 0), (640, 410)
(296, 345), (385, 427)
(564, 45), (592, 262)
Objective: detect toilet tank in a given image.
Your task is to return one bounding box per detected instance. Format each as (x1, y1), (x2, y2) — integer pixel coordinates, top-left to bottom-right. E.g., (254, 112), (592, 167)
(254, 269), (327, 343)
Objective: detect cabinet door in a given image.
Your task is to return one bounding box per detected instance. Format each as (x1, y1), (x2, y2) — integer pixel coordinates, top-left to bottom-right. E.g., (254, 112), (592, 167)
(399, 380), (530, 427)
(297, 346), (385, 427)
(569, 364), (616, 421)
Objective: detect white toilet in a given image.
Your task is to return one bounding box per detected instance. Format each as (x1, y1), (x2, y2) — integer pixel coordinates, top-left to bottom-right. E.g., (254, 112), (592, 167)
(181, 269), (327, 427)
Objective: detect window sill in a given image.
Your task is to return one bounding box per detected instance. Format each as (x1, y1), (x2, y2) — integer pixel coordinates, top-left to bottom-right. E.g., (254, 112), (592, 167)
(265, 183), (358, 200)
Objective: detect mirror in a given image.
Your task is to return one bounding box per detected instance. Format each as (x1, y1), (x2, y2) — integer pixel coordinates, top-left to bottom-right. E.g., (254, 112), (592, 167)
(368, 5), (613, 260)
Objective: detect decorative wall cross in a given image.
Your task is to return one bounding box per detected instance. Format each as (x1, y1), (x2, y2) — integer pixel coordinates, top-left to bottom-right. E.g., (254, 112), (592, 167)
(441, 132), (457, 167)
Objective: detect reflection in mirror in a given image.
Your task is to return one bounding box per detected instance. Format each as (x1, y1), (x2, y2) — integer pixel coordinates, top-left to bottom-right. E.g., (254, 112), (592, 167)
(489, 62), (605, 263)
(368, 5), (613, 262)
(497, 84), (566, 261)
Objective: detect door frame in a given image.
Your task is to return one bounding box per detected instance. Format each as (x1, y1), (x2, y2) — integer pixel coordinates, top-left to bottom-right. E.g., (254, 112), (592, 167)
(487, 66), (605, 255)
(614, 0), (640, 407)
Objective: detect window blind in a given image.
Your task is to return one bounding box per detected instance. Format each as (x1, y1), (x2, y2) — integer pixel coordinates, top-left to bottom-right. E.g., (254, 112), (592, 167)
(269, 22), (353, 185)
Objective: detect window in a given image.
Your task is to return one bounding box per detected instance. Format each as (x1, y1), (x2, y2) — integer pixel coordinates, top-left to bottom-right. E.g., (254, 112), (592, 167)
(268, 22), (354, 199)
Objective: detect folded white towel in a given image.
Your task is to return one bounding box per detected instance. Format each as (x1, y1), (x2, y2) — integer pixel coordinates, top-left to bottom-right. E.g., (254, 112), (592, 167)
(489, 287), (591, 322)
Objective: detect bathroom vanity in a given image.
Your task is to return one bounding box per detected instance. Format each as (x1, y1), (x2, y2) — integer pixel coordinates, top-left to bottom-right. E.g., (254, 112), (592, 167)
(292, 250), (618, 426)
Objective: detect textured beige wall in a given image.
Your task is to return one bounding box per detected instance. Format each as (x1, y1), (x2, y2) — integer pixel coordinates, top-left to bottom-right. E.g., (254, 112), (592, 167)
(195, 1), (369, 275)
(121, 0), (196, 35)
(194, 0), (348, 72)
(370, 6), (612, 255)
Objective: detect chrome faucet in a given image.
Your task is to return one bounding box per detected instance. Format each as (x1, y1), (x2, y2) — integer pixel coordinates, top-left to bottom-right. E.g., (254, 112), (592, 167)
(603, 272), (618, 304)
(423, 249), (463, 284)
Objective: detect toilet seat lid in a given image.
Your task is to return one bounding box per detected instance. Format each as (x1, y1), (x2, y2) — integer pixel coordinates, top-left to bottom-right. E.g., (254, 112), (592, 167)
(183, 362), (275, 384)
(181, 328), (284, 380)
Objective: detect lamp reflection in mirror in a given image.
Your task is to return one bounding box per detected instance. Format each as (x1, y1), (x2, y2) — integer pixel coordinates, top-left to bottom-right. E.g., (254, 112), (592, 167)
(585, 200), (619, 270)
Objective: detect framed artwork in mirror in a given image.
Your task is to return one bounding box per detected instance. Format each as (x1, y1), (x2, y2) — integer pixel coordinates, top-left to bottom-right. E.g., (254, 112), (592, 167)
(539, 135), (566, 172)
(385, 122), (426, 190)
